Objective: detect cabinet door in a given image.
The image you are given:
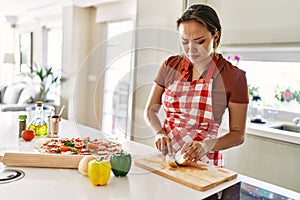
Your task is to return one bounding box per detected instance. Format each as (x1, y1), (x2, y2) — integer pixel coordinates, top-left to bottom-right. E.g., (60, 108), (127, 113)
(187, 0), (300, 44)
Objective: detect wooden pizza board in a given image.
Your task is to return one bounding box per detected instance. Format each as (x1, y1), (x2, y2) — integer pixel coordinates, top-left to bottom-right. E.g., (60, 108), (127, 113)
(134, 154), (237, 191)
(0, 152), (84, 169)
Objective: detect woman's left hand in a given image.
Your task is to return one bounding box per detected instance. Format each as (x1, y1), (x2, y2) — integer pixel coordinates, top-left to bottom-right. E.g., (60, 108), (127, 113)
(181, 141), (208, 163)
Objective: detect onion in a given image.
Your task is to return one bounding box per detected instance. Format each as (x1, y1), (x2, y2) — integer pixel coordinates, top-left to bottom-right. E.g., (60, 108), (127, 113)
(78, 155), (95, 176)
(174, 153), (188, 166)
(165, 154), (178, 167)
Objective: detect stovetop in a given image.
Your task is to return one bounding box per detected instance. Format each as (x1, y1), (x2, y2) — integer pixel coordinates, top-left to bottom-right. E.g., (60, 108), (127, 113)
(0, 168), (25, 184)
(240, 182), (294, 200)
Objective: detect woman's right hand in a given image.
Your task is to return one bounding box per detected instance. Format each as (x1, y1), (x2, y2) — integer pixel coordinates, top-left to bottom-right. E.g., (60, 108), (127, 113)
(155, 133), (173, 156)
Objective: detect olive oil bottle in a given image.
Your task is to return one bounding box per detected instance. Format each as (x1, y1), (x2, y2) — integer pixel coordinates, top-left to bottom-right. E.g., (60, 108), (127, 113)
(28, 101), (48, 136)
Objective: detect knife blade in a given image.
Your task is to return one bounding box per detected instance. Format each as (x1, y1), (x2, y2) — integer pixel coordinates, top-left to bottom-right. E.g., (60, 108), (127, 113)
(165, 148), (179, 168)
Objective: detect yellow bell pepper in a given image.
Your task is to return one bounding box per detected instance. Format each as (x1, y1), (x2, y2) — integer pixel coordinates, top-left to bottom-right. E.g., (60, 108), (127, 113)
(88, 158), (111, 186)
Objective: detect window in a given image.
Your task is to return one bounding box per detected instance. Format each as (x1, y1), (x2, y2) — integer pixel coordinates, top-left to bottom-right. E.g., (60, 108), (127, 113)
(45, 27), (62, 105)
(101, 20), (134, 139)
(238, 60), (300, 112)
(0, 21), (15, 85)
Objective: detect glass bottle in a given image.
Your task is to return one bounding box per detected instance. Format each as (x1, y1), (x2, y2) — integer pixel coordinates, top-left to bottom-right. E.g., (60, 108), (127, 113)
(249, 95), (266, 123)
(28, 101), (48, 136)
(18, 112), (27, 137)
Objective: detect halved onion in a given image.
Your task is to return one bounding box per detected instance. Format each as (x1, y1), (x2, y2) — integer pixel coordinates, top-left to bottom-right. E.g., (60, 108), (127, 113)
(165, 154), (178, 167)
(174, 152), (188, 166)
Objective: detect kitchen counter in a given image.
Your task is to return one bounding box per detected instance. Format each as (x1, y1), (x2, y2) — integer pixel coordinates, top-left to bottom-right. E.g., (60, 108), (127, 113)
(245, 108), (300, 145)
(1, 112), (300, 200)
(246, 120), (300, 145)
(222, 118), (300, 193)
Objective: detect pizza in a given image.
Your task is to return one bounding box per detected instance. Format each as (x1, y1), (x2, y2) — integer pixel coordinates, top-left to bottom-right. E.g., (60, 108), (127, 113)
(38, 137), (122, 158)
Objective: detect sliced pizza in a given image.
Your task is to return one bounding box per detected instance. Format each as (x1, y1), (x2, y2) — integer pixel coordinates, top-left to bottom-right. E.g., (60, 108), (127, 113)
(38, 137), (122, 158)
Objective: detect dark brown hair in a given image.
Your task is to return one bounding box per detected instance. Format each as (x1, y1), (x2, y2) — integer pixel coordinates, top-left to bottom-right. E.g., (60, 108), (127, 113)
(177, 4), (222, 48)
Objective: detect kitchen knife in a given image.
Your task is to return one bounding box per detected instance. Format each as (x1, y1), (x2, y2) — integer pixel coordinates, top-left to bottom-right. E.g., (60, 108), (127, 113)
(165, 148), (179, 168)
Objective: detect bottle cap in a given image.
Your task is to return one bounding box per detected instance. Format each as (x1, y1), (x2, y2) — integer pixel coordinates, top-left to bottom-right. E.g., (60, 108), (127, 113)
(19, 114), (27, 120)
(36, 101), (43, 107)
(252, 95), (261, 101)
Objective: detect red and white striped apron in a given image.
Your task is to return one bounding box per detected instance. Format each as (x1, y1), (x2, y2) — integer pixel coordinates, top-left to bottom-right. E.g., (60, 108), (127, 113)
(162, 55), (224, 167)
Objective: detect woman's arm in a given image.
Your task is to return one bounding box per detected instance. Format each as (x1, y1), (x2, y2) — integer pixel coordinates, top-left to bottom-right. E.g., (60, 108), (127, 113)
(211, 102), (248, 150)
(144, 83), (165, 133)
(144, 83), (172, 155)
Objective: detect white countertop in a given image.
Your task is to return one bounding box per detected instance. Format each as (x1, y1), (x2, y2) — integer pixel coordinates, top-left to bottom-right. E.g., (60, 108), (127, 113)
(246, 120), (300, 145)
(1, 112), (300, 199)
(0, 146), (239, 200)
(1, 164), (299, 200)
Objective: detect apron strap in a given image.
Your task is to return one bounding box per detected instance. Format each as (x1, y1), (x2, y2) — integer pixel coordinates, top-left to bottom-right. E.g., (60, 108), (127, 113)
(179, 55), (217, 82)
(204, 54), (217, 83)
(179, 60), (191, 81)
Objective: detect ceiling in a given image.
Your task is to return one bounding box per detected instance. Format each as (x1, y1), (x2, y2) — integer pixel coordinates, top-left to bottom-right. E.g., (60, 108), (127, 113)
(0, 0), (121, 25)
(0, 0), (59, 16)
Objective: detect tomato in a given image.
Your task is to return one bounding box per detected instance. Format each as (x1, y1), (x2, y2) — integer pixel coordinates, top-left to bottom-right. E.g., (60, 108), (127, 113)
(74, 142), (84, 149)
(87, 143), (98, 149)
(22, 130), (35, 141)
(59, 146), (72, 152)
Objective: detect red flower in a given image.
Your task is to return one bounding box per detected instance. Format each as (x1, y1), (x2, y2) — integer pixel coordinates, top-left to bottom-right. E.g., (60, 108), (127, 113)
(283, 91), (293, 100)
(226, 54), (242, 66)
(234, 55), (242, 62)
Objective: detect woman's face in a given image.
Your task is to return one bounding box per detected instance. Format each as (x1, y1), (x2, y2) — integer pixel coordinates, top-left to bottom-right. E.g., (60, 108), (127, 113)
(178, 20), (217, 65)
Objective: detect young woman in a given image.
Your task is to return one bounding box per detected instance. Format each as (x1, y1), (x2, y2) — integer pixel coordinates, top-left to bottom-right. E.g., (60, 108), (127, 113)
(144, 4), (249, 168)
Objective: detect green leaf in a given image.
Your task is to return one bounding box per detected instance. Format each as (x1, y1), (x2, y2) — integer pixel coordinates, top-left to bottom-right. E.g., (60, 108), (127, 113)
(71, 148), (78, 153)
(63, 141), (74, 147)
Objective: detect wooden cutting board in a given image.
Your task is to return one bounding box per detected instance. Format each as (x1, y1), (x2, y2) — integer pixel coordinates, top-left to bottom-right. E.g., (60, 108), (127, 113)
(0, 152), (84, 169)
(134, 154), (237, 191)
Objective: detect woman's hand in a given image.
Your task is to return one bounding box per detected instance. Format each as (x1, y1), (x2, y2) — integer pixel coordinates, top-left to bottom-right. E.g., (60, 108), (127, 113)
(181, 141), (209, 163)
(155, 133), (173, 156)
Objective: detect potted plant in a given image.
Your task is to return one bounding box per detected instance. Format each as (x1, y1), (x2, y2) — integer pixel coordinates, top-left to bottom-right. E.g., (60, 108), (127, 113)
(274, 87), (294, 103)
(248, 85), (259, 98)
(34, 66), (59, 102)
(19, 64), (63, 103)
(274, 87), (300, 110)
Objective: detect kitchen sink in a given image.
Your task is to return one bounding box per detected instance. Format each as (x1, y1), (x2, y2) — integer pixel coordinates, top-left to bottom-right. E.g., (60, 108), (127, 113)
(270, 123), (300, 133)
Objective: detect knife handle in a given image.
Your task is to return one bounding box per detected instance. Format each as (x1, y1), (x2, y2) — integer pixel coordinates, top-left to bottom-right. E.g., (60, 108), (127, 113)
(164, 148), (168, 155)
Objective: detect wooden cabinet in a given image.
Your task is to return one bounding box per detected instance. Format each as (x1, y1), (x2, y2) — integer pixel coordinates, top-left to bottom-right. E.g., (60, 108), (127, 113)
(222, 133), (300, 192)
